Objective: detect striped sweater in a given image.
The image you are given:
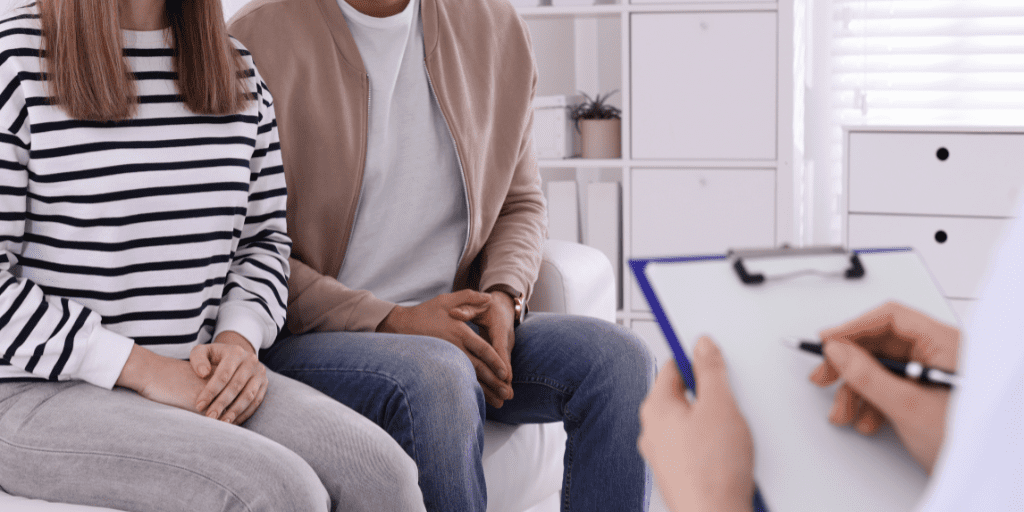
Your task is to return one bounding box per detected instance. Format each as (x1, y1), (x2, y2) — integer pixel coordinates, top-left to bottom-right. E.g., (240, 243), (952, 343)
(0, 7), (290, 389)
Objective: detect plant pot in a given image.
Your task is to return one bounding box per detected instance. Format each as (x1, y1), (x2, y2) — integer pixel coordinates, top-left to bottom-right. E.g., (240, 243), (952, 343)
(579, 118), (621, 159)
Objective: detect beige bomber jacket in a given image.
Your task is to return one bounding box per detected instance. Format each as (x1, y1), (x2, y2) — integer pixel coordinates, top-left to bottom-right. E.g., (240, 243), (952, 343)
(229, 0), (546, 335)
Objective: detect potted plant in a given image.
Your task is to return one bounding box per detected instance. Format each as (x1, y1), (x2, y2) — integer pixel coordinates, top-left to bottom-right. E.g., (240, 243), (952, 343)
(569, 90), (622, 159)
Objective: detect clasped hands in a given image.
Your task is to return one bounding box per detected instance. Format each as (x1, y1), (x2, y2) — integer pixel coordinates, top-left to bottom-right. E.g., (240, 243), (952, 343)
(378, 289), (517, 408)
(638, 302), (959, 512)
(116, 331), (268, 426)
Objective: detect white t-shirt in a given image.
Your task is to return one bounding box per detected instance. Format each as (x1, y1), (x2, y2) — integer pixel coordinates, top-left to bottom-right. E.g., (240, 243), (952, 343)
(917, 200), (1024, 510)
(335, 0), (468, 306)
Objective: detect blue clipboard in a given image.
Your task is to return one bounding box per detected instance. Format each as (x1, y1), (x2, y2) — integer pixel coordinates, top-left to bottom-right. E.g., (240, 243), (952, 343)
(630, 246), (939, 512)
(629, 247), (910, 393)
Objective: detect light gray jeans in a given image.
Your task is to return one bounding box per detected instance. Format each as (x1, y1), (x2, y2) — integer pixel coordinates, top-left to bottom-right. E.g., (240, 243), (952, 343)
(0, 371), (425, 512)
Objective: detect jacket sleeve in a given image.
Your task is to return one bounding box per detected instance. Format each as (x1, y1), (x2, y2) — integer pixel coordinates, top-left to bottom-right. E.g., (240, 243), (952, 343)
(286, 259), (397, 334)
(213, 71), (292, 352)
(0, 53), (133, 389)
(229, 8), (398, 335)
(476, 64), (547, 302)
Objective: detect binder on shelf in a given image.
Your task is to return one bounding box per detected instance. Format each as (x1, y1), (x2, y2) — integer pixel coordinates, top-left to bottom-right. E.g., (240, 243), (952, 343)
(546, 180), (579, 243)
(586, 182), (621, 307)
(630, 246), (955, 512)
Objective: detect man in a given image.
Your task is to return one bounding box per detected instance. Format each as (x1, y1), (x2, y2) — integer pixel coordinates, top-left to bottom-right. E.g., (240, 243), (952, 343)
(229, 0), (652, 509)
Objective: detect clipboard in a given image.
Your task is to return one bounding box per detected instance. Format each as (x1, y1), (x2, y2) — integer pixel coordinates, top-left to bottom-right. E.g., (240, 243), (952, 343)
(630, 247), (957, 512)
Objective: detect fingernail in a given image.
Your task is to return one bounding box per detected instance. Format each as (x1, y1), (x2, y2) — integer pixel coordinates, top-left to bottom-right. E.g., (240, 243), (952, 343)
(824, 342), (850, 368)
(857, 417), (873, 433)
(695, 337), (711, 358)
(503, 388), (513, 399)
(809, 366), (824, 383)
(223, 414), (235, 424)
(196, 401), (208, 411)
(207, 410), (219, 419)
(828, 399), (843, 424)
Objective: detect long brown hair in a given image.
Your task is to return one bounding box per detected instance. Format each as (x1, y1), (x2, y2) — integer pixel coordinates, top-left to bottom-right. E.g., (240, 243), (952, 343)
(38, 0), (250, 121)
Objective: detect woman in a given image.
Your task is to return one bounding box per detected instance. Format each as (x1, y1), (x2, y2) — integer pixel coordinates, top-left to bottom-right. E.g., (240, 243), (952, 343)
(0, 1), (424, 510)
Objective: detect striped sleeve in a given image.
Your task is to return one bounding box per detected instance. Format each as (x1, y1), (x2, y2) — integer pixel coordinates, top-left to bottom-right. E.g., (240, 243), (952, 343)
(212, 72), (290, 353)
(0, 35), (133, 388)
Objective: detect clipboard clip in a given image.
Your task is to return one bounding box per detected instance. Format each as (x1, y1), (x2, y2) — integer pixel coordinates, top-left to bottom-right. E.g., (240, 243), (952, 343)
(729, 246), (865, 285)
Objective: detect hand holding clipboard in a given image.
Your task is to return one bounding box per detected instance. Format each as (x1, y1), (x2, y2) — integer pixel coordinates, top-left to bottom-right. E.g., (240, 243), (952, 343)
(639, 301), (959, 512)
(632, 247), (958, 511)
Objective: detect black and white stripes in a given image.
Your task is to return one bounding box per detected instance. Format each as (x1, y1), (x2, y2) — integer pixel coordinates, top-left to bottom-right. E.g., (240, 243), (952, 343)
(0, 6), (290, 388)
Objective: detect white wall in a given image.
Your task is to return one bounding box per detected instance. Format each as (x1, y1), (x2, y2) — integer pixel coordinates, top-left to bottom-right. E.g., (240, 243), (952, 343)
(222, 0), (251, 19)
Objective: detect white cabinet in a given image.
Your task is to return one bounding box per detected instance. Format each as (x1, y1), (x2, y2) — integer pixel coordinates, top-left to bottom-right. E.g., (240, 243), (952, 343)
(630, 169), (775, 310)
(632, 12), (778, 160)
(845, 127), (1024, 324)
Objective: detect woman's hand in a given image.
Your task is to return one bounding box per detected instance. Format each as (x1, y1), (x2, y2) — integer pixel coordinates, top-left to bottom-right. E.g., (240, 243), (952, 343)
(813, 301), (958, 472)
(116, 345), (208, 413)
(190, 331), (268, 425)
(639, 337), (755, 512)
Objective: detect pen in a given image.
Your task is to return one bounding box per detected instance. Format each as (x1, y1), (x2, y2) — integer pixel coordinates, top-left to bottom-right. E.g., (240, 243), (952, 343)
(780, 338), (958, 388)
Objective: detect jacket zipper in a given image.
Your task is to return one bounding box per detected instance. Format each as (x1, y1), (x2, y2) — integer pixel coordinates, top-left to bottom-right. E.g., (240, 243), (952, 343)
(424, 62), (472, 267)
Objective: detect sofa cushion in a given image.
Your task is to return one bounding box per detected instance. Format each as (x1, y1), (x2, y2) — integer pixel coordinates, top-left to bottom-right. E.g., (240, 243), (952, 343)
(482, 421), (566, 512)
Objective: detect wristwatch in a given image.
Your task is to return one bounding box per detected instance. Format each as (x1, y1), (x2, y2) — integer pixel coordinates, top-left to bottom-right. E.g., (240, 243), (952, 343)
(485, 284), (526, 328)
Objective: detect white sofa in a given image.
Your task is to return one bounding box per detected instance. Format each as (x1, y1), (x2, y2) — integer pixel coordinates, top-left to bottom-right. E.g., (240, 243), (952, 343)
(0, 239), (618, 512)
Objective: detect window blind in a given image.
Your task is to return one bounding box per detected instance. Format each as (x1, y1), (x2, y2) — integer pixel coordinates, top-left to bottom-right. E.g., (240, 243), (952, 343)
(803, 0), (1024, 244)
(832, 0), (1024, 126)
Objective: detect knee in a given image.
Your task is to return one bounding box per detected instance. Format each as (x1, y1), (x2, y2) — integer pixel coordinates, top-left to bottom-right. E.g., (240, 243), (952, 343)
(330, 419), (423, 509)
(607, 323), (655, 382)
(404, 336), (484, 419)
(229, 442), (331, 512)
(570, 317), (655, 392)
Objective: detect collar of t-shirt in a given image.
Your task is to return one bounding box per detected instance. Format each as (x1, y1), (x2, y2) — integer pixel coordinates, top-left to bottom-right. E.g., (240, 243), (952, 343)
(336, 0), (418, 89)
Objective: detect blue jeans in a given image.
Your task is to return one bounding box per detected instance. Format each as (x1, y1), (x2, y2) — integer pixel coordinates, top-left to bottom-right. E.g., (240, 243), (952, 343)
(262, 313), (654, 512)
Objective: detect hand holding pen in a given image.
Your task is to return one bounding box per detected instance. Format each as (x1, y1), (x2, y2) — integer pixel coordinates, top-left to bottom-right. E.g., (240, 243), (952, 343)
(783, 338), (958, 388)
(808, 301), (960, 473)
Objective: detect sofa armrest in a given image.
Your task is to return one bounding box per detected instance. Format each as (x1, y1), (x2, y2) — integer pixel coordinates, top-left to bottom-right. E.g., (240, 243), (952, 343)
(527, 239), (616, 323)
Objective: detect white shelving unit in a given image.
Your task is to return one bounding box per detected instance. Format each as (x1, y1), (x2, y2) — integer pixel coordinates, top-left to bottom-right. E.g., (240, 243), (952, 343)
(519, 0), (794, 340)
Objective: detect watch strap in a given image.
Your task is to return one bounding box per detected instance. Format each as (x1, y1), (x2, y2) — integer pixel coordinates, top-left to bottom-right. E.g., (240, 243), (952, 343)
(484, 284), (525, 327)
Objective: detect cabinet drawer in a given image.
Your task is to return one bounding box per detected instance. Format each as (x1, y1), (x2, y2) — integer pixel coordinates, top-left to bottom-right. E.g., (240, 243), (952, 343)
(631, 12), (777, 160)
(848, 214), (1012, 299)
(631, 168), (775, 310)
(848, 132), (1024, 217)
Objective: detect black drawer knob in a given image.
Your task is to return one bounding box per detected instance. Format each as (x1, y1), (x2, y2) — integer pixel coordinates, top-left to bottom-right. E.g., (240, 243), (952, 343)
(935, 230), (948, 243)
(937, 147), (950, 161)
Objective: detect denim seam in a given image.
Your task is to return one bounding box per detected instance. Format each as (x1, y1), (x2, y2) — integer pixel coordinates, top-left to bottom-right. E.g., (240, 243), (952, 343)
(511, 374), (582, 424)
(278, 367), (421, 466)
(0, 435), (256, 512)
(509, 374), (572, 395)
(562, 423), (579, 512)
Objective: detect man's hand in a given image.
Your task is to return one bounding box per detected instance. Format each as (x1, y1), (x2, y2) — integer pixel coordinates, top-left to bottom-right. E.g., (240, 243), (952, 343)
(116, 345), (209, 414)
(379, 290), (513, 408)
(450, 290), (516, 408)
(190, 331), (268, 425)
(639, 337), (755, 512)
(813, 301), (958, 472)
